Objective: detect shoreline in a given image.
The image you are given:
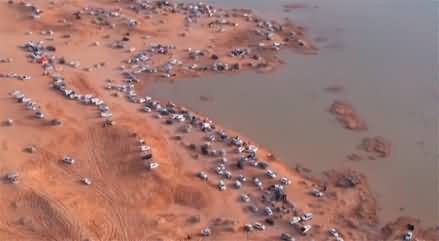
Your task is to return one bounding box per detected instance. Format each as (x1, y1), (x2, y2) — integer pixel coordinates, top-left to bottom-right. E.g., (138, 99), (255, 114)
(0, 1), (437, 241)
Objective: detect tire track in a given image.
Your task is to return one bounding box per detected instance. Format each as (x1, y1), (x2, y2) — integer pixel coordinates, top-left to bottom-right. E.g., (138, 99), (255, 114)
(89, 182), (128, 241)
(85, 126), (135, 178)
(17, 187), (83, 241)
(80, 125), (134, 241)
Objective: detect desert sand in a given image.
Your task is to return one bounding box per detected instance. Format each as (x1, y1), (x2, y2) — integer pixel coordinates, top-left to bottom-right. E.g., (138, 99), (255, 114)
(0, 1), (437, 241)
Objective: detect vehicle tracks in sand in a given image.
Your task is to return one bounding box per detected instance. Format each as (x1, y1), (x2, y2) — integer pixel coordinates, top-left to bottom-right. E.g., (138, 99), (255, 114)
(87, 182), (130, 241)
(14, 187), (83, 241)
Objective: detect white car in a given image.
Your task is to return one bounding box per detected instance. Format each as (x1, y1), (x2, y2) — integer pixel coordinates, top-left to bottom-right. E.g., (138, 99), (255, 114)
(311, 188), (324, 197)
(25, 103), (36, 111)
(247, 145), (258, 154)
(81, 177), (92, 185)
(207, 135), (216, 142)
(403, 231), (413, 241)
(197, 171), (208, 181)
(249, 160), (259, 167)
(231, 137), (242, 146)
(233, 180), (241, 189)
(35, 111), (45, 119)
(237, 146), (245, 153)
(201, 122), (211, 132)
(240, 194), (250, 203)
(91, 98), (103, 106)
(329, 228), (339, 237)
(100, 111), (112, 118)
(217, 180), (226, 191)
(21, 97), (31, 104)
(300, 224), (312, 235)
(266, 169), (277, 179)
(301, 212), (313, 221)
(237, 175), (247, 182)
(215, 166), (225, 175)
(244, 224), (254, 232)
(264, 206), (273, 216)
(10, 90), (22, 97)
(63, 156), (75, 165)
(140, 145), (151, 152)
(289, 216), (301, 225)
(172, 114), (185, 122)
(253, 222), (266, 231)
(256, 181), (263, 190)
(15, 94), (25, 102)
(200, 228), (211, 236)
(280, 177), (291, 185)
(146, 162), (159, 170)
(253, 177), (261, 185)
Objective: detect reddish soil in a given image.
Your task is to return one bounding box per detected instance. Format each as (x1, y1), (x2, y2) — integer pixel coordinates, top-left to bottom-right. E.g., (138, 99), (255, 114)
(330, 100), (367, 131)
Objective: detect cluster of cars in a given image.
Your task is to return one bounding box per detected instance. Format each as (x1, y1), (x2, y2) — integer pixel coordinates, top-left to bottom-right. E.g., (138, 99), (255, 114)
(134, 101), (349, 241)
(0, 72), (31, 81)
(74, 0), (304, 82)
(51, 75), (113, 124)
(78, 6), (139, 29)
(137, 138), (158, 170)
(14, 1), (43, 19)
(158, 111), (315, 240)
(10, 90), (45, 119)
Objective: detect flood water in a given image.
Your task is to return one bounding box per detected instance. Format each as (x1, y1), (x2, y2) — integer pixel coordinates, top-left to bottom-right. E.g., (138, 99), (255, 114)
(144, 0), (439, 226)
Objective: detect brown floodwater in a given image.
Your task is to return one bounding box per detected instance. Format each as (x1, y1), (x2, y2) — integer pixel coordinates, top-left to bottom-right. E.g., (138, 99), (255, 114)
(144, 0), (439, 226)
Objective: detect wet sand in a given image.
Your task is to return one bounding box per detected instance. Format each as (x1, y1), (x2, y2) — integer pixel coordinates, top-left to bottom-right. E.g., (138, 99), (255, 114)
(0, 1), (437, 241)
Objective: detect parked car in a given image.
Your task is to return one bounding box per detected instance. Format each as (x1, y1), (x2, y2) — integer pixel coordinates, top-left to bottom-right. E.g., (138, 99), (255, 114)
(280, 233), (295, 241)
(217, 180), (226, 191)
(146, 162), (159, 170)
(240, 194), (250, 203)
(200, 228), (211, 236)
(197, 171), (208, 181)
(253, 222), (266, 231)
